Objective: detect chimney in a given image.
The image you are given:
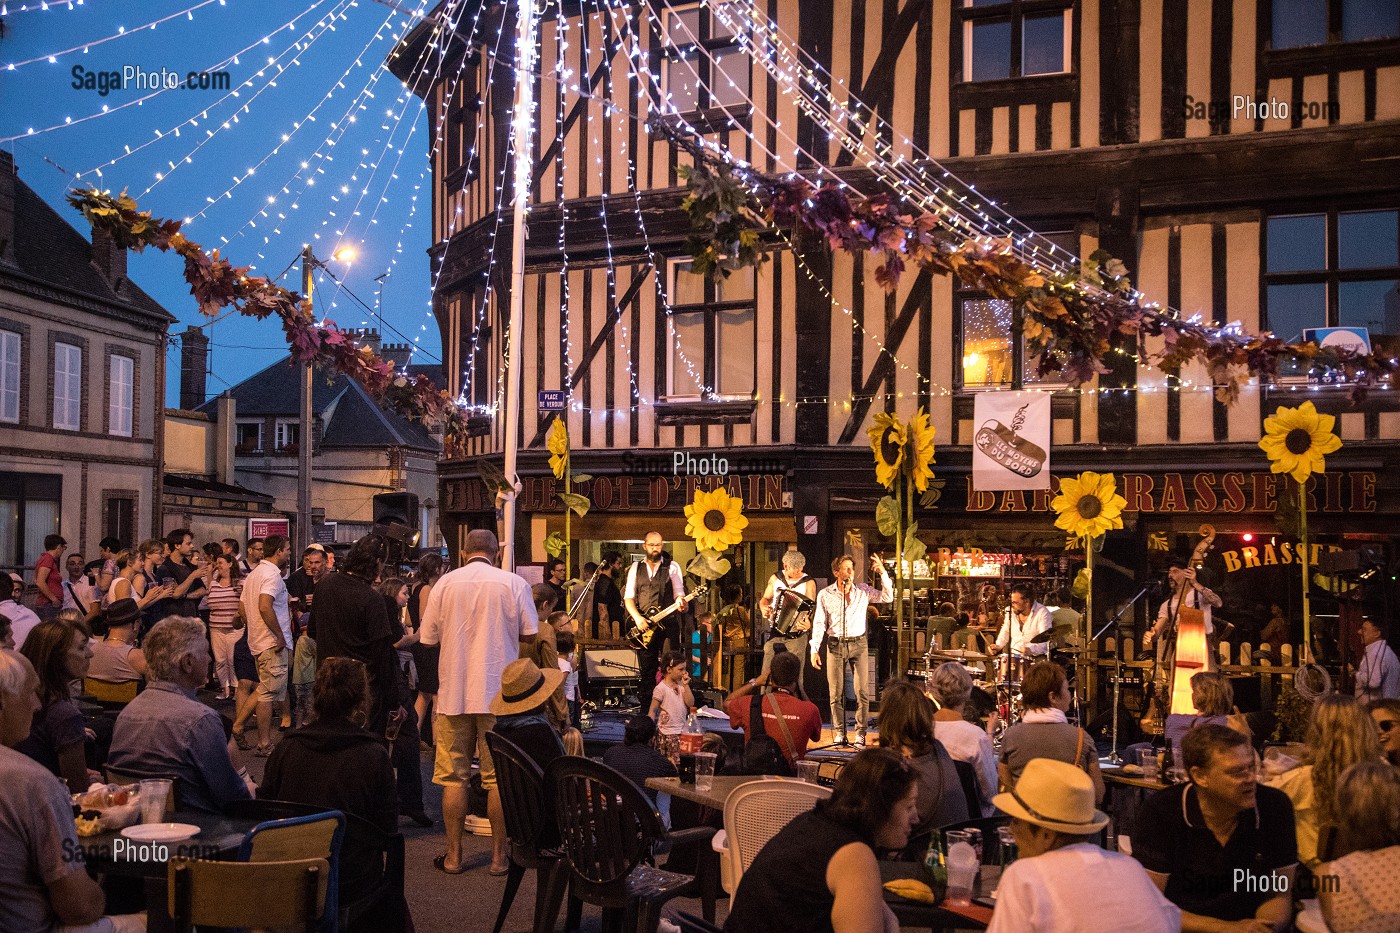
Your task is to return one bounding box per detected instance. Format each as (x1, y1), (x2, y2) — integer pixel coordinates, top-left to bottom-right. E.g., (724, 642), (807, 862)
(91, 224), (127, 286)
(351, 327), (382, 356)
(179, 325), (209, 410)
(382, 342), (413, 370)
(0, 150), (15, 267)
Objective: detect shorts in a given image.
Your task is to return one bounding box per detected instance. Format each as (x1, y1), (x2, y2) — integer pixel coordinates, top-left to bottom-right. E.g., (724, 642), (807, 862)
(233, 634), (257, 682)
(410, 642), (441, 695)
(432, 712), (496, 790)
(254, 647), (289, 703)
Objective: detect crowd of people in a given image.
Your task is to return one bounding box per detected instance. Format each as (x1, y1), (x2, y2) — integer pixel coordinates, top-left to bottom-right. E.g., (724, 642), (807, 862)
(2, 529), (1399, 933)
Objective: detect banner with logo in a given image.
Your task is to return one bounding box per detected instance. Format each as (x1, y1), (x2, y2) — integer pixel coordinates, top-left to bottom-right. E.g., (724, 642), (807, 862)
(972, 392), (1051, 491)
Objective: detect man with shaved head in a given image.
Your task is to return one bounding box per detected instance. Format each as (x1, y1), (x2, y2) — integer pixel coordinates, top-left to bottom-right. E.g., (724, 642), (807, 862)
(420, 529), (539, 876)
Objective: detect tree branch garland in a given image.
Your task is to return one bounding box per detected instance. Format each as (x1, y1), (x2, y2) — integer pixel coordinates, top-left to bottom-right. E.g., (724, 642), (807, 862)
(670, 136), (1397, 403)
(67, 188), (472, 456)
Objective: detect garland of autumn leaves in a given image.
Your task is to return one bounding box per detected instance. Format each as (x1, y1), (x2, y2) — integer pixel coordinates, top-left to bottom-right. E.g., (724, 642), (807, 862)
(672, 136), (1396, 402)
(67, 188), (472, 457)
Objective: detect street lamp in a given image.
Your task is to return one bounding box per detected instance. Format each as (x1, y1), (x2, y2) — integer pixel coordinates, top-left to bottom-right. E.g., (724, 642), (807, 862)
(296, 244), (355, 553)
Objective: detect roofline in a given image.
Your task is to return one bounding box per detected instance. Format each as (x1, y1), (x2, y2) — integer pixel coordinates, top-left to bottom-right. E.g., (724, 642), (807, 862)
(0, 268), (175, 331)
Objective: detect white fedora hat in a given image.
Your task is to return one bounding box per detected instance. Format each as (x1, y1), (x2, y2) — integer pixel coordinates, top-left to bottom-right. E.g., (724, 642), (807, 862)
(992, 758), (1110, 835)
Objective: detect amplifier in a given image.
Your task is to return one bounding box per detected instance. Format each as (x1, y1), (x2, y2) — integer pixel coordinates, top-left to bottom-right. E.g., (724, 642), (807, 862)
(583, 647), (640, 681)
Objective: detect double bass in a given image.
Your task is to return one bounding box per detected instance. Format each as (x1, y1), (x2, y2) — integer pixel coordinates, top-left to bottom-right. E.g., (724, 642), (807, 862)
(1143, 525), (1217, 730)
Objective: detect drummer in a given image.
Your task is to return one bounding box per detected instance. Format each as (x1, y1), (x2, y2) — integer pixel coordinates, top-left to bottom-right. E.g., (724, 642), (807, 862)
(758, 549), (817, 676)
(987, 583), (1053, 667)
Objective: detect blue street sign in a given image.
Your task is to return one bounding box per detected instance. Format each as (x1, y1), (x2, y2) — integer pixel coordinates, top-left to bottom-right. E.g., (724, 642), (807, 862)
(1304, 327), (1371, 385)
(538, 390), (567, 411)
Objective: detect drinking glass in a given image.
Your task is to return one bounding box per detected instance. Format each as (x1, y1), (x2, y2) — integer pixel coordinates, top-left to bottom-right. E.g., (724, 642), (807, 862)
(694, 751), (716, 792)
(1138, 747), (1160, 782)
(138, 779), (173, 824)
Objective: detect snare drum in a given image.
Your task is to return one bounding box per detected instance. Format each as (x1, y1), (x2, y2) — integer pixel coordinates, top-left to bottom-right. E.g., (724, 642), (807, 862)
(770, 587), (815, 637)
(998, 653), (1031, 685)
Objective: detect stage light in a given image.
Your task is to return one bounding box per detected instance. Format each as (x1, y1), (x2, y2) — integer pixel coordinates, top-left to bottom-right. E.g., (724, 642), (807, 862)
(1242, 533), (1254, 542)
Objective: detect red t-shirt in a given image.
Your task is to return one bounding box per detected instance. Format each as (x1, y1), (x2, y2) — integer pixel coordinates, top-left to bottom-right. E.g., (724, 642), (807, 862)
(34, 552), (61, 606)
(727, 688), (823, 765)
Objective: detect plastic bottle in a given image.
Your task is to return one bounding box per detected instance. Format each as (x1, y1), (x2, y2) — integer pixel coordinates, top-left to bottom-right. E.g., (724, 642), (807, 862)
(679, 712), (704, 756)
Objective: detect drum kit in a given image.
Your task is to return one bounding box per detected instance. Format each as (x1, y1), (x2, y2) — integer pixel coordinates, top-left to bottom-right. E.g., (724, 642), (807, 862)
(913, 623), (1084, 746)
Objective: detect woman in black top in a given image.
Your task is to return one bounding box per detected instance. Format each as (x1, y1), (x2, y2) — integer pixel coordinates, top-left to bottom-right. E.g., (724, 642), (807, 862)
(407, 552), (443, 742)
(725, 748), (920, 933)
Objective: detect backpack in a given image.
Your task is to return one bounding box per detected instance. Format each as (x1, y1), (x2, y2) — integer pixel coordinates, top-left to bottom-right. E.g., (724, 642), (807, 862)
(738, 691), (795, 777)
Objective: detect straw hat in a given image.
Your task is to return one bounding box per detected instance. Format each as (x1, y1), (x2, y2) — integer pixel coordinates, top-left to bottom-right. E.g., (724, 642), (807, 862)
(490, 658), (567, 716)
(104, 598), (141, 628)
(992, 758), (1110, 835)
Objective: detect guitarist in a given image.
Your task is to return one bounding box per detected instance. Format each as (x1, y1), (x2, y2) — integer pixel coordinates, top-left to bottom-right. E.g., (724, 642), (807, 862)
(625, 531), (688, 712)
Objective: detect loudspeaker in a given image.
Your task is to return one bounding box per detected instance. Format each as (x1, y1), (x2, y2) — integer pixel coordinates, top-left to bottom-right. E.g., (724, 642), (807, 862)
(583, 648), (640, 681)
(372, 492), (420, 530)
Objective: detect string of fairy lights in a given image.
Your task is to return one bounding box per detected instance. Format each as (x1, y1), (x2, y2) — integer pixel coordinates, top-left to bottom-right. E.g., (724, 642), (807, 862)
(2, 0), (226, 70)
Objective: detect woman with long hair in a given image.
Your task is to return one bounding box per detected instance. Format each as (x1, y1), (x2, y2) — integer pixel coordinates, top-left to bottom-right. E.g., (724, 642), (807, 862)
(726, 747), (920, 933)
(132, 539), (173, 628)
(1267, 693), (1381, 868)
(877, 680), (969, 833)
(999, 661), (1104, 804)
(408, 552), (444, 745)
(1317, 760), (1400, 932)
(205, 552), (243, 700)
(16, 619), (96, 793)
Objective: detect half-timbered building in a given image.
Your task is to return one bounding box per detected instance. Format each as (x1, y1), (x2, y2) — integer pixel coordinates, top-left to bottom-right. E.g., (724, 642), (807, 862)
(391, 1), (1400, 687)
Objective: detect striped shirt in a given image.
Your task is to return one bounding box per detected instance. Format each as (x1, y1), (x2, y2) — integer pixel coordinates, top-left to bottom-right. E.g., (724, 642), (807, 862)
(206, 580), (243, 629)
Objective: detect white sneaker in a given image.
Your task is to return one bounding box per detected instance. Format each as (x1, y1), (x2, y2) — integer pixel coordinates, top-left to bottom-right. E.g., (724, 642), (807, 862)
(463, 814), (493, 837)
(854, 732), (867, 747)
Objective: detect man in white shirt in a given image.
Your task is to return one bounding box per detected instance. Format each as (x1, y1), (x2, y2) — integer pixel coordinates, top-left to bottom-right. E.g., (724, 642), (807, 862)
(809, 553), (891, 745)
(987, 758), (1180, 933)
(989, 583), (1053, 662)
(1, 573), (42, 651)
(420, 528), (538, 877)
(1355, 618), (1400, 702)
(238, 534), (291, 756)
(623, 532), (687, 713)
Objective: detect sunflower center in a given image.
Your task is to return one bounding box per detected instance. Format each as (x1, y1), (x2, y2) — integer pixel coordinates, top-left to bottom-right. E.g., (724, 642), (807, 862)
(879, 428), (902, 463)
(1076, 495), (1103, 520)
(703, 509), (727, 532)
(1284, 428), (1312, 455)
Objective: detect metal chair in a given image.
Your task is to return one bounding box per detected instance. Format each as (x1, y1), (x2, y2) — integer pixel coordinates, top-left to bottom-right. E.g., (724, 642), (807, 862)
(712, 779), (829, 894)
(545, 756), (717, 933)
(238, 810), (346, 932)
(485, 731), (570, 933)
(168, 856), (329, 933)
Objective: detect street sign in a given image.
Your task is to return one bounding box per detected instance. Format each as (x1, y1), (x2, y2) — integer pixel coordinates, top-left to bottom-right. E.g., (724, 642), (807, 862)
(538, 390), (567, 412)
(249, 518), (289, 540)
(313, 522), (337, 545)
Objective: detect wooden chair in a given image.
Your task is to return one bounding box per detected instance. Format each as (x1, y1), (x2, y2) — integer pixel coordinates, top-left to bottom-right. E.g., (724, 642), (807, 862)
(102, 768), (176, 818)
(168, 856), (329, 933)
(83, 677), (139, 706)
(545, 756), (717, 933)
(238, 810), (345, 932)
(485, 731), (570, 933)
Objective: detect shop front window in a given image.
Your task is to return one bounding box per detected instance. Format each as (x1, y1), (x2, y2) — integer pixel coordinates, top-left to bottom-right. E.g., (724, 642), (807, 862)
(0, 472), (61, 571)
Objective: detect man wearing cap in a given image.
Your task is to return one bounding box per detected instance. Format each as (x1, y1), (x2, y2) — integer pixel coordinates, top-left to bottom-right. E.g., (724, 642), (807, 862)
(1133, 724), (1296, 933)
(988, 758), (1180, 932)
(420, 528), (538, 877)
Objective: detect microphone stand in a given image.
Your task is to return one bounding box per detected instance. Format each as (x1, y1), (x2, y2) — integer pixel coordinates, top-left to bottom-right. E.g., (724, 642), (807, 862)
(1095, 583), (1152, 764)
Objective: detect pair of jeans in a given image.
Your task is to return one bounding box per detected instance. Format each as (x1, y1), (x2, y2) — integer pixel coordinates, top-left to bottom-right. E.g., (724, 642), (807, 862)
(823, 636), (868, 736)
(761, 631), (809, 675)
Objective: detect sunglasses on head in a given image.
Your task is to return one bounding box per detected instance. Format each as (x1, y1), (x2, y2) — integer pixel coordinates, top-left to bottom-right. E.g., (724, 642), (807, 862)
(1379, 720), (1397, 733)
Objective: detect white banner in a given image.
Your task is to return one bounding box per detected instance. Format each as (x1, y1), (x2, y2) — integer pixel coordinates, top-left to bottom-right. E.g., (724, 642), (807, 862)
(972, 392), (1051, 491)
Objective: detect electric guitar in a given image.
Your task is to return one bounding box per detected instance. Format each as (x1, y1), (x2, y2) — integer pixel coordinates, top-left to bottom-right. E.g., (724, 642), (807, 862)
(626, 585), (709, 651)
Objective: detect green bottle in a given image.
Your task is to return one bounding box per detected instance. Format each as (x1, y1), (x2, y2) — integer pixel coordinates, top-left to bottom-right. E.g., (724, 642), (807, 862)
(923, 834), (947, 900)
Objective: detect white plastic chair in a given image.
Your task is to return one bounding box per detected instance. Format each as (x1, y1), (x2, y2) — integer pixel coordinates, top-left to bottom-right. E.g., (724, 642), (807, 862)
(711, 778), (831, 894)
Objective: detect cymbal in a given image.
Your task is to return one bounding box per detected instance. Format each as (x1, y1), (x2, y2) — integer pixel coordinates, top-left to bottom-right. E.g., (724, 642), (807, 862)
(929, 649), (991, 661)
(1051, 647), (1089, 655)
(1029, 625), (1075, 645)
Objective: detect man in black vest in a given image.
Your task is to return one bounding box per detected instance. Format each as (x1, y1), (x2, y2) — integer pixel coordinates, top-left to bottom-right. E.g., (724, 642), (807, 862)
(625, 532), (687, 712)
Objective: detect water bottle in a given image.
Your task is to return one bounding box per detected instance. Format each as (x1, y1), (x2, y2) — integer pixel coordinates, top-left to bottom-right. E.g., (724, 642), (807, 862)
(923, 835), (947, 901)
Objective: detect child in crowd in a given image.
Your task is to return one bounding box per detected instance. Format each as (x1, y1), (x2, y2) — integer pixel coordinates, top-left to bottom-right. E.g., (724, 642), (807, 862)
(290, 630), (317, 728)
(556, 631), (579, 729)
(648, 650), (694, 767)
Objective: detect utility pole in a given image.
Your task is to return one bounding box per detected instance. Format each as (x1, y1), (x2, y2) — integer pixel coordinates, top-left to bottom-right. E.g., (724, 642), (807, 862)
(298, 246), (316, 555)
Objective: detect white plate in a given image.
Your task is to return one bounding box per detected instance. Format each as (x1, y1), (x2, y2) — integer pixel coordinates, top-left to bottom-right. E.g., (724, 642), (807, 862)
(120, 823), (201, 843)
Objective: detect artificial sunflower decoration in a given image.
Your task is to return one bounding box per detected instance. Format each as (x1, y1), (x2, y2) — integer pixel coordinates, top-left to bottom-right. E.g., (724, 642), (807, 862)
(905, 407), (937, 493)
(684, 486), (749, 552)
(868, 411), (906, 489)
(547, 416), (568, 480)
(1052, 471), (1127, 539)
(1258, 401), (1342, 484)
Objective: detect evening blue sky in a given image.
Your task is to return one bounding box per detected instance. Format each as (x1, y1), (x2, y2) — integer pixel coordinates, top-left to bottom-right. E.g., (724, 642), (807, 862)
(0, 0), (462, 404)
